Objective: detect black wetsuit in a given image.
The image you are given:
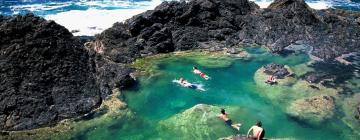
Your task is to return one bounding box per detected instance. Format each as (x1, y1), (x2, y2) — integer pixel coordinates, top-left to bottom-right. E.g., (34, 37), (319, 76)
(225, 119), (233, 126)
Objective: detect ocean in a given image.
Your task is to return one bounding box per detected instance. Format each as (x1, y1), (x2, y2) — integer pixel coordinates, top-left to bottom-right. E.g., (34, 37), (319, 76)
(1, 0), (359, 36)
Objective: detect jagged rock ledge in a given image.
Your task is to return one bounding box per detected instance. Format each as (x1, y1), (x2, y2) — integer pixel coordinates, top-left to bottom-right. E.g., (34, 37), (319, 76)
(95, 0), (360, 64)
(0, 14), (135, 131)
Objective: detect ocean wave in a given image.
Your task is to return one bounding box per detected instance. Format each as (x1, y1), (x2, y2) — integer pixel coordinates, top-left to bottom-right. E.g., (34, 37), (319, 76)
(6, 0), (159, 16)
(43, 0), (163, 36)
(249, 0), (331, 9)
(45, 8), (147, 36)
(2, 0), (360, 36)
(250, 0), (360, 10)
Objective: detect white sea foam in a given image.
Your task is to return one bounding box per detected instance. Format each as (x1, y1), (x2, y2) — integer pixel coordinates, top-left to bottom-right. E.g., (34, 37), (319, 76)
(249, 0), (273, 8)
(307, 1), (332, 9)
(45, 8), (146, 36)
(42, 0), (164, 36)
(10, 2), (72, 12)
(249, 0), (331, 9)
(172, 79), (205, 91)
(8, 0), (334, 36)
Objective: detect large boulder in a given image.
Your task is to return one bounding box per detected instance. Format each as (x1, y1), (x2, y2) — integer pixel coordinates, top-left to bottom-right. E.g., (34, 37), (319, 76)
(0, 14), (136, 131)
(96, 0), (360, 62)
(0, 14), (102, 130)
(287, 95), (335, 124)
(263, 63), (290, 78)
(268, 0), (319, 25)
(95, 0), (259, 62)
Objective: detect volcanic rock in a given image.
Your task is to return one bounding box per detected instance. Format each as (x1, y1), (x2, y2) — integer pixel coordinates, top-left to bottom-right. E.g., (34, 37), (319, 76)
(97, 0), (360, 61)
(2, 0), (360, 131)
(0, 14), (134, 131)
(263, 63), (290, 78)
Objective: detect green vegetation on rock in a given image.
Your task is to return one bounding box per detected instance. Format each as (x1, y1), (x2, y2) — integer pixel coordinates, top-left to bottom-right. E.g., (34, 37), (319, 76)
(158, 104), (240, 139)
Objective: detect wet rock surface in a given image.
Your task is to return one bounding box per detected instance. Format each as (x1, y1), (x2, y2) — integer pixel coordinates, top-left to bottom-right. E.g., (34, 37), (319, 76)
(97, 0), (360, 62)
(263, 63), (290, 78)
(302, 61), (357, 88)
(356, 104), (360, 120)
(301, 72), (336, 87)
(0, 14), (134, 131)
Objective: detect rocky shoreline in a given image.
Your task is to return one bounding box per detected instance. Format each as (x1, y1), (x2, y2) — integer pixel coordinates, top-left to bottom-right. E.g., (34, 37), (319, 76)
(0, 0), (360, 136)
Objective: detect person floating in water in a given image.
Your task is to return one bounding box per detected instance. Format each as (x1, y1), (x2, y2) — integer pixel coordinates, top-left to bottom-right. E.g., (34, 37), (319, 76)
(247, 121), (265, 140)
(179, 77), (192, 88)
(218, 108), (241, 131)
(174, 78), (205, 91)
(265, 75), (277, 85)
(193, 66), (210, 80)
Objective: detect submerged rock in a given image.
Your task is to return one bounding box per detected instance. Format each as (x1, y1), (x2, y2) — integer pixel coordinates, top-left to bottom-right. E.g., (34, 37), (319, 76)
(159, 104), (239, 139)
(301, 72), (336, 87)
(287, 95), (335, 124)
(341, 94), (360, 136)
(263, 63), (290, 78)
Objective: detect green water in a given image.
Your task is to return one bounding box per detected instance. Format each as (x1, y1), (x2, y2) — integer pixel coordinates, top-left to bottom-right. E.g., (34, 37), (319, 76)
(74, 48), (359, 140)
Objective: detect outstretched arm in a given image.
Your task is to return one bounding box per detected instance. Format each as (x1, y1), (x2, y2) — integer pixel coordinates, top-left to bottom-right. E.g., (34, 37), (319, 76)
(247, 126), (254, 137)
(256, 129), (263, 140)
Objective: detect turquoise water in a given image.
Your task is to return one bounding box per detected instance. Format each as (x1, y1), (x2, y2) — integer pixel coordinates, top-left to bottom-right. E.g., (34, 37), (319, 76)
(73, 48), (359, 140)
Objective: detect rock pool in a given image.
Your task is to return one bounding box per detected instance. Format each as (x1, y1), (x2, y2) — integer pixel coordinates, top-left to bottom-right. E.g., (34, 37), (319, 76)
(73, 48), (360, 140)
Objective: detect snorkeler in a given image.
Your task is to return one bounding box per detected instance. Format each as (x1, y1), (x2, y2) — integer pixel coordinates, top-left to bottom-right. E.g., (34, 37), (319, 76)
(179, 77), (193, 88)
(247, 121), (265, 140)
(218, 108), (241, 131)
(193, 66), (210, 80)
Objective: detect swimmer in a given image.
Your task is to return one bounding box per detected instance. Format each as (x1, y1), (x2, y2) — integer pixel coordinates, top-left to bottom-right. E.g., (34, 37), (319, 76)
(193, 66), (210, 80)
(218, 108), (241, 131)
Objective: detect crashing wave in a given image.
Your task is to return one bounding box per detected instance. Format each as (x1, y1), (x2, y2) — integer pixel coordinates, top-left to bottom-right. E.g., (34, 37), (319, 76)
(2, 0), (360, 36)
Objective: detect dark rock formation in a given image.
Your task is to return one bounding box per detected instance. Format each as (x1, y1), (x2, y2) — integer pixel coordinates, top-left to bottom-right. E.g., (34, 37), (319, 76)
(301, 72), (336, 86)
(96, 0), (360, 62)
(356, 104), (360, 120)
(2, 0), (360, 131)
(302, 61), (357, 87)
(263, 63), (290, 78)
(0, 14), (134, 131)
(95, 0), (259, 62)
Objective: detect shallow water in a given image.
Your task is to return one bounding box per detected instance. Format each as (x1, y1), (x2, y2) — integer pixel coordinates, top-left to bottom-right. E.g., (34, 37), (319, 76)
(71, 48), (359, 140)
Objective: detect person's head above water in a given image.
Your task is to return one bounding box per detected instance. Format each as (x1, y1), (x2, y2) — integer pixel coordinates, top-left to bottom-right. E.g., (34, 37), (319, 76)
(193, 66), (198, 69)
(256, 121), (262, 127)
(221, 108), (226, 115)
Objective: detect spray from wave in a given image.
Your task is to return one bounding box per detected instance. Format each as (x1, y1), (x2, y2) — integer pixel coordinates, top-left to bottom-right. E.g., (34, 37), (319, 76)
(249, 0), (331, 9)
(2, 0), (360, 36)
